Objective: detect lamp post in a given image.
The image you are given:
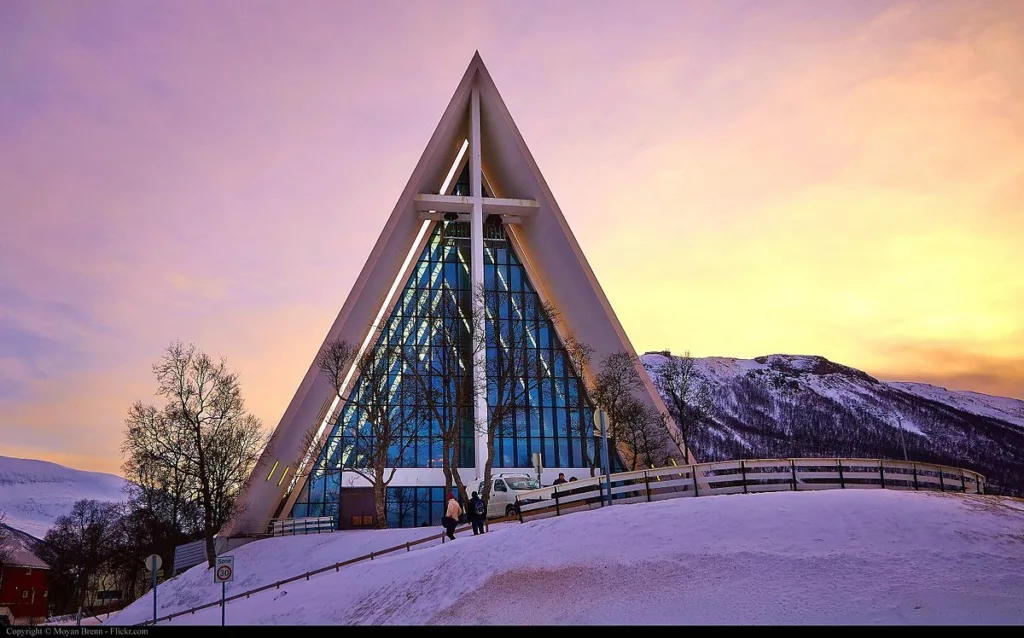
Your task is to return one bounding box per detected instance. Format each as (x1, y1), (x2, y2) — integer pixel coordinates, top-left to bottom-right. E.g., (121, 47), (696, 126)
(594, 408), (613, 506)
(896, 414), (908, 462)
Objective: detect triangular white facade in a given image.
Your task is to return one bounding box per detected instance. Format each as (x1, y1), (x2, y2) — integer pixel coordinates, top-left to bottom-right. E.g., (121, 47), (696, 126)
(222, 53), (688, 537)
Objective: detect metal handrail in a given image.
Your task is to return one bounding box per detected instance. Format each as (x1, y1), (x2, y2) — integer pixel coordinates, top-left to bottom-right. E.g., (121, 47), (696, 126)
(134, 515), (516, 626)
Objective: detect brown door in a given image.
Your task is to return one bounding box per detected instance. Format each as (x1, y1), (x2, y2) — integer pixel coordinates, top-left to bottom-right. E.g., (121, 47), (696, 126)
(339, 488), (377, 529)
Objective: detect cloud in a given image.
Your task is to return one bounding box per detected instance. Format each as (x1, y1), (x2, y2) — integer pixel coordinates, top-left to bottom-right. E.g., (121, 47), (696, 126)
(872, 340), (1024, 400)
(1, 0), (1022, 472)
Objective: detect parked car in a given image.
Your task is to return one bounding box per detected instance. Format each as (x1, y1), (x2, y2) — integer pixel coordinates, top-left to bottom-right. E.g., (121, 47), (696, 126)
(477, 473), (542, 518)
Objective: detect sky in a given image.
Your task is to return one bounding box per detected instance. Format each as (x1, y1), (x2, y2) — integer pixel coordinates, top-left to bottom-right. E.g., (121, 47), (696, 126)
(1, 0), (1022, 475)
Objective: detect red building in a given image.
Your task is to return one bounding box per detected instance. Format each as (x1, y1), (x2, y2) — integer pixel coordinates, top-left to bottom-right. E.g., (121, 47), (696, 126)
(0, 524), (50, 626)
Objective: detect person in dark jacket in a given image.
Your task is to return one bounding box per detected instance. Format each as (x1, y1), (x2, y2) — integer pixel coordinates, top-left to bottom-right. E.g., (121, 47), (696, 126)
(552, 472), (568, 485)
(467, 491), (486, 535)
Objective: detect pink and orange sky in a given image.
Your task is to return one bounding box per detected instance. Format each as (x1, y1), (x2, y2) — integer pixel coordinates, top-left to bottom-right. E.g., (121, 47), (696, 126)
(2, 0), (1022, 475)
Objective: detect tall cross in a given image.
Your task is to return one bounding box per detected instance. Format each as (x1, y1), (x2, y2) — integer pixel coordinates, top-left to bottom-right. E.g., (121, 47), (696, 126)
(411, 86), (539, 480)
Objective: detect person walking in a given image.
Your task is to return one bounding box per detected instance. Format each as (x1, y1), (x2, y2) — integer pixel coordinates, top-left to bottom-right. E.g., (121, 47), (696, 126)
(442, 491), (462, 540)
(467, 491), (486, 536)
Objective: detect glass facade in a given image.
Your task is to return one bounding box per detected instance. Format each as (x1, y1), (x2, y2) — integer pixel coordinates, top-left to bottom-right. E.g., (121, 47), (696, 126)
(385, 487), (448, 528)
(289, 165), (608, 525)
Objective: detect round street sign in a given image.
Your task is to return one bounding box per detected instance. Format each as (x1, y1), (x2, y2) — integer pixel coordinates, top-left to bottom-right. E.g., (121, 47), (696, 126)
(144, 554), (162, 572)
(214, 555), (235, 583)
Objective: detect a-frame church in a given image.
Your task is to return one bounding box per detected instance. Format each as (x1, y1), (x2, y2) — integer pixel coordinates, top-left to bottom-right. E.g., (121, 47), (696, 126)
(221, 53), (688, 538)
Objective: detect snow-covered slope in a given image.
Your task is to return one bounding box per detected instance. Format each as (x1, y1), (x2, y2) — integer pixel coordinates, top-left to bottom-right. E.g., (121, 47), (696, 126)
(889, 382), (1024, 429)
(110, 490), (1024, 625)
(0, 456), (128, 538)
(642, 353), (1024, 497)
(1, 522), (49, 569)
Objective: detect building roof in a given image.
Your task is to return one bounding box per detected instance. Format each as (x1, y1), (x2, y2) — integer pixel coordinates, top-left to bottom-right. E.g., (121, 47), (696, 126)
(1, 523), (50, 570)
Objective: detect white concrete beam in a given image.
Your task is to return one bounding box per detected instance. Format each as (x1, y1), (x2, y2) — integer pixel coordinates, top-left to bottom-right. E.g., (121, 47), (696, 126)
(481, 198), (539, 216)
(415, 193), (538, 216)
(470, 86), (489, 481)
(413, 194), (474, 213)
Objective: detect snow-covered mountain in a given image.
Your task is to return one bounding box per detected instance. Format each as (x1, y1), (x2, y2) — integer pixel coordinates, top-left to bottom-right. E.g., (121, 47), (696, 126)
(642, 352), (1024, 497)
(0, 456), (129, 538)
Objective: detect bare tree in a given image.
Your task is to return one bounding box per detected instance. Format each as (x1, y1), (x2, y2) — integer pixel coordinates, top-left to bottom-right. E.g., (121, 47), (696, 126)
(655, 350), (712, 464)
(592, 351), (646, 470)
(42, 500), (121, 615)
(563, 335), (601, 476)
(616, 400), (672, 470)
(122, 402), (200, 534)
(477, 287), (556, 513)
(310, 337), (423, 528)
(401, 281), (485, 506)
(561, 344), (676, 473)
(291, 338), (361, 489)
(123, 341), (266, 568)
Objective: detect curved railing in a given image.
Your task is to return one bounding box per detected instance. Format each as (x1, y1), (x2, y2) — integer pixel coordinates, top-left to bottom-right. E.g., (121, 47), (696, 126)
(513, 458), (986, 522)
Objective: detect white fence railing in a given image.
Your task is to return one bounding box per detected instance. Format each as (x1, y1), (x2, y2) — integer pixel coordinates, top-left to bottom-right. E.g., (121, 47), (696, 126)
(513, 458), (986, 523)
(267, 516), (335, 536)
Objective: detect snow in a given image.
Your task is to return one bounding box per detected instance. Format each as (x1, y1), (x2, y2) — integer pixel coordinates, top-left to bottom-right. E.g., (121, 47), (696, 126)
(112, 490), (1024, 625)
(890, 383), (1024, 429)
(1, 523), (49, 568)
(0, 456), (129, 538)
(112, 526), (442, 625)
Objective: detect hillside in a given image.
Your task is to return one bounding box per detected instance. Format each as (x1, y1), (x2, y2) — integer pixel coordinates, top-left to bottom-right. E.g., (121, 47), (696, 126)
(110, 490), (1024, 625)
(642, 353), (1024, 497)
(1, 522), (50, 568)
(0, 456), (129, 538)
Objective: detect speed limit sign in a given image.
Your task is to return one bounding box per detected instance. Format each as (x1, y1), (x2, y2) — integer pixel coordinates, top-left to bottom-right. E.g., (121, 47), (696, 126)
(214, 555), (234, 583)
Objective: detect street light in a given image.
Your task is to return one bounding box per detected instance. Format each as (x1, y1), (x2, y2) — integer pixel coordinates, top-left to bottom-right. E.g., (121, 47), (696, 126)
(896, 414), (908, 461)
(594, 408), (613, 506)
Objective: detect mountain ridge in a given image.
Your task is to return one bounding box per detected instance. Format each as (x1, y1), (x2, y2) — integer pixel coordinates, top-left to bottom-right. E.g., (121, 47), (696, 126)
(641, 351), (1024, 497)
(0, 455), (129, 538)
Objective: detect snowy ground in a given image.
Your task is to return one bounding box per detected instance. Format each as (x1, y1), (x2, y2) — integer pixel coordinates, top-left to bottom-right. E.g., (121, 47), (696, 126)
(0, 455), (128, 538)
(114, 526), (444, 624)
(113, 490), (1024, 625)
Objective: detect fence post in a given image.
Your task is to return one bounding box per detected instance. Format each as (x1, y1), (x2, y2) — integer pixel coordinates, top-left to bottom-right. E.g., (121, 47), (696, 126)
(880, 460), (886, 488)
(790, 459), (797, 491)
(939, 468), (945, 492)
(838, 459), (845, 488)
(406, 542), (410, 552)
(960, 468), (966, 492)
(644, 470), (651, 502)
(554, 486), (560, 516)
(692, 469), (699, 497)
(517, 497), (524, 524)
(740, 460), (748, 494)
(911, 463), (918, 490)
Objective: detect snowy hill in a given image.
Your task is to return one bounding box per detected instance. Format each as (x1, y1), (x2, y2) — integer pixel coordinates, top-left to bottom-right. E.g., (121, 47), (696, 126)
(642, 353), (1024, 497)
(0, 456), (128, 538)
(110, 490), (1024, 625)
(1, 522), (50, 568)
